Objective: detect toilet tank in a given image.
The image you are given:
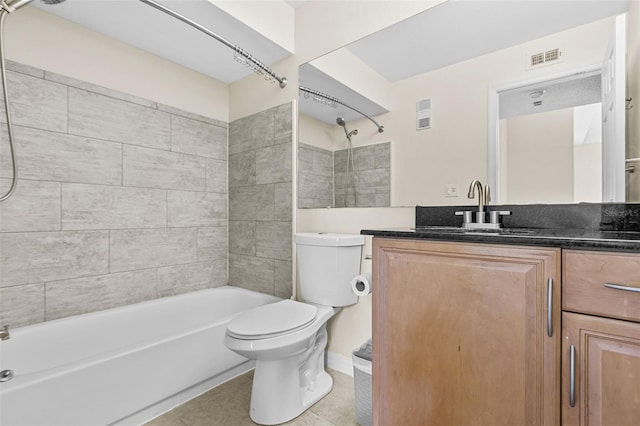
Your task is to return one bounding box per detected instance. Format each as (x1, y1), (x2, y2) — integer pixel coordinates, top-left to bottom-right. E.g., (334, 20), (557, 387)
(295, 233), (364, 307)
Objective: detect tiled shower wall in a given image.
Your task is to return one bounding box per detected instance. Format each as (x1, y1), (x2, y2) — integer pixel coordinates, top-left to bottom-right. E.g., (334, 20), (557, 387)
(0, 61), (228, 328)
(334, 142), (391, 208)
(298, 143), (333, 208)
(298, 141), (391, 208)
(228, 103), (293, 299)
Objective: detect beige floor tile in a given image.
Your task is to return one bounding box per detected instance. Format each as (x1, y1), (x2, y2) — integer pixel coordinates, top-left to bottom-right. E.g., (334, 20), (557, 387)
(284, 411), (335, 426)
(145, 410), (188, 426)
(308, 369), (358, 426)
(170, 374), (255, 426)
(147, 369), (358, 426)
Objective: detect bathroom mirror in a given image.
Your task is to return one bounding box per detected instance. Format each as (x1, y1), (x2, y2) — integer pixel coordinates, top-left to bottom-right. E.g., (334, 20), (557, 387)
(297, 0), (637, 208)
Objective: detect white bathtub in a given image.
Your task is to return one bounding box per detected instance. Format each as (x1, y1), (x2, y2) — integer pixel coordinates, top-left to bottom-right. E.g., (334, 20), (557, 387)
(0, 286), (280, 426)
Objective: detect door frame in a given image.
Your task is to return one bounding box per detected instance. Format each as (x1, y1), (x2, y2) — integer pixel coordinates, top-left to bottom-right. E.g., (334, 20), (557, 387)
(487, 64), (602, 204)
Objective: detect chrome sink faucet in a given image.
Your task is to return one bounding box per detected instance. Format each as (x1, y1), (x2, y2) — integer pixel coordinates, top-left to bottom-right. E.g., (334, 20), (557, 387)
(467, 179), (485, 222)
(458, 180), (509, 229)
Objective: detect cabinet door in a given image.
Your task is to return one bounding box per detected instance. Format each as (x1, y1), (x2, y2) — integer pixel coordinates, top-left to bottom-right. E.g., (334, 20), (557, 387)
(562, 312), (640, 426)
(372, 239), (560, 426)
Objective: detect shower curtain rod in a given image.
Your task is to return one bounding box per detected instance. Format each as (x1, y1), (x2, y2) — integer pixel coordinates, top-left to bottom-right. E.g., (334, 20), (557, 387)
(138, 0), (287, 88)
(299, 86), (384, 133)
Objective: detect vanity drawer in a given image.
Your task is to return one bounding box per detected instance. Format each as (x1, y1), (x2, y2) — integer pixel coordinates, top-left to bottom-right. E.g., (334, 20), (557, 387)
(563, 250), (640, 323)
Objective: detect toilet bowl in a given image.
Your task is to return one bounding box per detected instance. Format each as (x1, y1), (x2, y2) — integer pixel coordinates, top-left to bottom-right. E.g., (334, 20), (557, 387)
(224, 300), (339, 425)
(224, 233), (364, 425)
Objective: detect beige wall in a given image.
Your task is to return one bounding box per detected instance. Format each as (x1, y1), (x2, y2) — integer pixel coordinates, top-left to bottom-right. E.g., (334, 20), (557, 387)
(503, 109), (574, 204)
(574, 142), (602, 202)
(4, 7), (229, 122)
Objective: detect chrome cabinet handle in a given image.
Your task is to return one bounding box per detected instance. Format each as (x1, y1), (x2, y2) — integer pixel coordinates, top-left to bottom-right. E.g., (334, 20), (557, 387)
(603, 283), (640, 293)
(547, 278), (553, 337)
(570, 345), (576, 407)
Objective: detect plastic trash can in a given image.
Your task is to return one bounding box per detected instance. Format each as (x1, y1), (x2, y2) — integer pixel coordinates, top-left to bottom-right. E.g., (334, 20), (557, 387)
(352, 338), (372, 426)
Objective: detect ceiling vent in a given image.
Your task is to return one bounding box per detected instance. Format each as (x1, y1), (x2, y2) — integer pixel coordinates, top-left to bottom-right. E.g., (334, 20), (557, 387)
(416, 98), (432, 130)
(527, 48), (562, 70)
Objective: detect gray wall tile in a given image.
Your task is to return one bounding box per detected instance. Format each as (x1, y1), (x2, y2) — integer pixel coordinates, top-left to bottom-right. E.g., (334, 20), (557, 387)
(0, 231), (109, 287)
(62, 183), (166, 230)
(0, 71), (67, 132)
(0, 283), (45, 328)
(229, 254), (274, 294)
(229, 151), (256, 187)
(374, 142), (391, 168)
(6, 60), (44, 78)
(256, 142), (291, 184)
(275, 182), (292, 221)
(298, 172), (332, 208)
(274, 102), (293, 138)
(158, 104), (227, 127)
(298, 143), (334, 177)
(206, 158), (227, 193)
(298, 147), (334, 206)
(0, 126), (122, 185)
(275, 260), (293, 299)
(45, 269), (157, 320)
(228, 109), (275, 154)
(157, 260), (226, 297)
(332, 142), (391, 208)
(123, 145), (206, 191)
(68, 88), (171, 150)
(167, 191), (226, 227)
(110, 228), (197, 273)
(229, 184), (274, 221)
(298, 197), (332, 209)
(0, 179), (61, 232)
(228, 102), (293, 298)
(1, 61), (231, 328)
(197, 225), (227, 261)
(352, 146), (376, 172)
(229, 221), (256, 256)
(256, 221), (292, 260)
(171, 115), (227, 160)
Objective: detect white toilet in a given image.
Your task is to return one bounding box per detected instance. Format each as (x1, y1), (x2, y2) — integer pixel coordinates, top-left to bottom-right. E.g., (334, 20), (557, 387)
(224, 233), (364, 425)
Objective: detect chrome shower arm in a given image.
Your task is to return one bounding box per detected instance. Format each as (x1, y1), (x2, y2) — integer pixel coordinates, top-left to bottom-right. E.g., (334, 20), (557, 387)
(300, 86), (385, 133)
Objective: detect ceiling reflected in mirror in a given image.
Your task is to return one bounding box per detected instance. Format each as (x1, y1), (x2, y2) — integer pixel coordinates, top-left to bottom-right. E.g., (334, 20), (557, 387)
(298, 0), (634, 208)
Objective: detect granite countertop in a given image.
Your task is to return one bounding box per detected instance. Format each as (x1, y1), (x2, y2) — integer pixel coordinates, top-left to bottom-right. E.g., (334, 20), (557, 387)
(361, 203), (640, 253)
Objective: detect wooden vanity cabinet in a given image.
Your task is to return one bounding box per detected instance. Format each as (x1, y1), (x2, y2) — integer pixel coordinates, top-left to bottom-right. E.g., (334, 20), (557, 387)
(561, 250), (640, 426)
(372, 238), (561, 426)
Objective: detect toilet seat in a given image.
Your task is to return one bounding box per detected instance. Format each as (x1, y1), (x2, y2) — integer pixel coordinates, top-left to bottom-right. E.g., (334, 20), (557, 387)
(226, 300), (318, 340)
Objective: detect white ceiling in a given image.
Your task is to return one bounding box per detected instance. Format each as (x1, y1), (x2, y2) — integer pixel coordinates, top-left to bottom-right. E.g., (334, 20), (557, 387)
(347, 0), (629, 82)
(31, 0), (292, 84)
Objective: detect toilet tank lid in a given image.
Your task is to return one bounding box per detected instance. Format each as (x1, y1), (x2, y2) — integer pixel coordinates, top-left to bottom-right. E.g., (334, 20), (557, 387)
(295, 233), (365, 247)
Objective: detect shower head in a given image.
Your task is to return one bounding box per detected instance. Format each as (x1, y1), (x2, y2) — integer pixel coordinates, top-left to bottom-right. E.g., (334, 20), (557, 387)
(336, 117), (358, 139)
(2, 0), (34, 11)
(1, 0), (65, 12)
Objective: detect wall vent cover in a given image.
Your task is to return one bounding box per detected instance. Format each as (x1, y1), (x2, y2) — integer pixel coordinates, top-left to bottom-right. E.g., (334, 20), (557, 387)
(416, 98), (432, 130)
(528, 48), (562, 69)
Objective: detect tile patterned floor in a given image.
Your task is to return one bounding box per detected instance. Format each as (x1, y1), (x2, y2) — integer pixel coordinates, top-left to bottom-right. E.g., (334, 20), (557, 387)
(145, 369), (358, 426)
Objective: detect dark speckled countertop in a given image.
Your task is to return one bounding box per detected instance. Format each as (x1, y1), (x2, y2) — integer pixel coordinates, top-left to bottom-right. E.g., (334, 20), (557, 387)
(361, 203), (640, 253)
